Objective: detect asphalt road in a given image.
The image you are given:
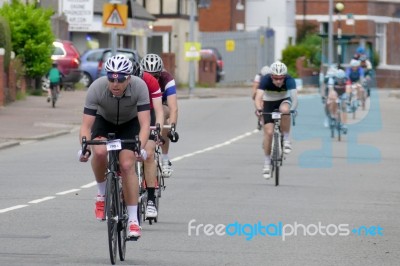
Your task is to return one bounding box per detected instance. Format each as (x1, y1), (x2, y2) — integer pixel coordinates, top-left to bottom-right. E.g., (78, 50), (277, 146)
(0, 89), (399, 265)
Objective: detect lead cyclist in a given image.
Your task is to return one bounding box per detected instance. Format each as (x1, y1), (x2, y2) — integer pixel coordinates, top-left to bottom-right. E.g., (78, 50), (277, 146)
(255, 61), (298, 179)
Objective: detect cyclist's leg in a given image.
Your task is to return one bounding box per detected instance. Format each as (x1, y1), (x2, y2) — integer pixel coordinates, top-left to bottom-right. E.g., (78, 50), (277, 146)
(327, 90), (338, 119)
(262, 100), (276, 179)
(161, 104), (173, 176)
(279, 99), (292, 153)
(143, 139), (158, 218)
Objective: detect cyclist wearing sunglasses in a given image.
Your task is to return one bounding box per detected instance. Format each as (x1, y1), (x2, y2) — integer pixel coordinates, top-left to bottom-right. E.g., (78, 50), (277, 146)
(255, 61), (298, 179)
(132, 59), (164, 219)
(78, 55), (151, 238)
(141, 54), (179, 178)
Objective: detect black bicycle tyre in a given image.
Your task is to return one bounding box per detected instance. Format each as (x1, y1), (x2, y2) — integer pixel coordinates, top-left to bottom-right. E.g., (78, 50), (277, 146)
(272, 132), (280, 186)
(337, 110), (342, 142)
(118, 188), (127, 261)
(106, 174), (118, 265)
(330, 117), (335, 139)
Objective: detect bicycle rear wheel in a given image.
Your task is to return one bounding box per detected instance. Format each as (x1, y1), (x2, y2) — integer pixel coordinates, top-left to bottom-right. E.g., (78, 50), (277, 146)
(105, 173), (118, 265)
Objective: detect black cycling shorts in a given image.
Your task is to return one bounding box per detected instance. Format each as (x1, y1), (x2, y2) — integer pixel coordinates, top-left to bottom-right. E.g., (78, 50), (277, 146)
(263, 97), (291, 124)
(91, 115), (139, 151)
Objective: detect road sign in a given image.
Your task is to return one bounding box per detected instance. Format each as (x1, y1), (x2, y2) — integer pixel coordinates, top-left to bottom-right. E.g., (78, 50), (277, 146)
(225, 39), (235, 52)
(103, 3), (128, 28)
(184, 42), (201, 61)
(63, 0), (94, 32)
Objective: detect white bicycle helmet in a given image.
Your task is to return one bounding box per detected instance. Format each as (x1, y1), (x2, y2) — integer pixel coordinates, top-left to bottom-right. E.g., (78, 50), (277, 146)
(132, 59), (143, 78)
(336, 69), (346, 80)
(105, 55), (133, 74)
(141, 54), (163, 73)
(260, 65), (271, 76)
(350, 59), (360, 67)
(270, 61), (288, 76)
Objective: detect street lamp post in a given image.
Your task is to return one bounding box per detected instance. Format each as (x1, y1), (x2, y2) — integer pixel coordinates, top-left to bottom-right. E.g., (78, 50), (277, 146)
(335, 2), (345, 69)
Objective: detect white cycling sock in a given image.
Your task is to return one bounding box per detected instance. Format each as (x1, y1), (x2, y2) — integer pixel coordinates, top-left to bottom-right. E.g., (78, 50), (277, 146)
(264, 156), (271, 165)
(283, 132), (290, 141)
(127, 205), (138, 222)
(162, 154), (169, 162)
(97, 180), (106, 197)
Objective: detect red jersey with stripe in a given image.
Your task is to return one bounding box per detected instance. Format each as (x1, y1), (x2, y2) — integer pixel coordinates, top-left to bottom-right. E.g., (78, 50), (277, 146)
(142, 72), (162, 109)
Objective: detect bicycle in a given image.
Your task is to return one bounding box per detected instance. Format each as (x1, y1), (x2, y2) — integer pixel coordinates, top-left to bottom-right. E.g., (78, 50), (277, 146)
(263, 110), (296, 186)
(141, 123), (174, 225)
(81, 134), (140, 265)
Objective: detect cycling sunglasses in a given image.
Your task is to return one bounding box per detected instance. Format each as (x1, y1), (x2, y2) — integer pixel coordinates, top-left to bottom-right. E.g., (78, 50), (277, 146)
(107, 73), (129, 83)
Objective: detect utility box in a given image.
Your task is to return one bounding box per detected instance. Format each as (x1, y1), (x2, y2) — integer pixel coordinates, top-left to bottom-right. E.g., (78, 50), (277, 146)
(198, 54), (217, 87)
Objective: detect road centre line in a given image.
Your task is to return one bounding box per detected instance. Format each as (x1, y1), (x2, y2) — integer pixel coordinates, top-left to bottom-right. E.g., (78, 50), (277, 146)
(29, 196), (56, 204)
(1, 130), (258, 214)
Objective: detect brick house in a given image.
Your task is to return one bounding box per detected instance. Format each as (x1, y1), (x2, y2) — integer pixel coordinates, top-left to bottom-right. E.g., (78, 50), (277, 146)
(296, 0), (400, 88)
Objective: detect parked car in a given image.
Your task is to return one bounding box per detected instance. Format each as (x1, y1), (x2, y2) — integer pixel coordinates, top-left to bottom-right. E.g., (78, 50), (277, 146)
(42, 40), (82, 91)
(80, 48), (140, 87)
(200, 47), (225, 82)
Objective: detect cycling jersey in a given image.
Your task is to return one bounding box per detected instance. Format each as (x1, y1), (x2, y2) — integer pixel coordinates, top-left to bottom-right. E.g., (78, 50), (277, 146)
(258, 74), (297, 101)
(333, 79), (347, 97)
(158, 71), (177, 103)
(142, 72), (162, 109)
(346, 67), (364, 83)
(83, 76), (150, 125)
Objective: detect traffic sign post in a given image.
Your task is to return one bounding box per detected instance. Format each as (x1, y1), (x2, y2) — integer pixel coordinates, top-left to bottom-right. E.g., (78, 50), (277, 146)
(103, 2), (128, 56)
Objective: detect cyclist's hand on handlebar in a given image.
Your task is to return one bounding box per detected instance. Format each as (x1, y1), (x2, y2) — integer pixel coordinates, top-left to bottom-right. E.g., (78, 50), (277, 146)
(78, 149), (91, 162)
(168, 130), (179, 143)
(255, 109), (263, 117)
(135, 148), (147, 161)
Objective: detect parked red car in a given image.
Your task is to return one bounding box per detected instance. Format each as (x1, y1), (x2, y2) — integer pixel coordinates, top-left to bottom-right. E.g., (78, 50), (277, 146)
(42, 40), (82, 91)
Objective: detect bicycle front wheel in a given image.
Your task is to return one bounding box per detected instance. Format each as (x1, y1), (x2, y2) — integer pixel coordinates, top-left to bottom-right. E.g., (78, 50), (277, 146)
(105, 173), (118, 265)
(272, 132), (281, 186)
(118, 200), (127, 261)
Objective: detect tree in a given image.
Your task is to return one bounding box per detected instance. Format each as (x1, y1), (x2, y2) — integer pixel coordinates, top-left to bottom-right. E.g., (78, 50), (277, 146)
(0, 0), (54, 79)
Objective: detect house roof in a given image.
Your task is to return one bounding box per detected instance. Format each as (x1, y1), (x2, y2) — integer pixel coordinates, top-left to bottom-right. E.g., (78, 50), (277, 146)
(94, 0), (156, 21)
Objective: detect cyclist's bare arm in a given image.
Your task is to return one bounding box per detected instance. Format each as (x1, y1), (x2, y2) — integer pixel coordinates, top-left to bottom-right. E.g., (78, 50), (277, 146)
(152, 97), (164, 130)
(138, 110), (151, 150)
(79, 114), (96, 162)
(255, 89), (264, 112)
(166, 94), (178, 127)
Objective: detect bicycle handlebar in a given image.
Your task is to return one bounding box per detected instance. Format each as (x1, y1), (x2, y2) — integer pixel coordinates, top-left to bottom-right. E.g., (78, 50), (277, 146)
(81, 133), (140, 157)
(261, 110), (297, 126)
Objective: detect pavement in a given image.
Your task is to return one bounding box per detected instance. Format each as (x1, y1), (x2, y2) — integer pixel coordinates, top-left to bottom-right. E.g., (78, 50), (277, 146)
(4, 84), (395, 150)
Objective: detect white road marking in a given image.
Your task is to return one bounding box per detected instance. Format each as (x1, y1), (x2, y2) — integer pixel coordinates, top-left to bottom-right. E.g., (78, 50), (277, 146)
(56, 189), (81, 195)
(1, 130), (258, 214)
(29, 196), (56, 204)
(0, 205), (29, 213)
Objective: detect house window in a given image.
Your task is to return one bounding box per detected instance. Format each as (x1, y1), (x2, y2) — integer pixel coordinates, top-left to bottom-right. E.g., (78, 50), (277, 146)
(376, 23), (386, 65)
(145, 0), (161, 14)
(163, 0), (178, 14)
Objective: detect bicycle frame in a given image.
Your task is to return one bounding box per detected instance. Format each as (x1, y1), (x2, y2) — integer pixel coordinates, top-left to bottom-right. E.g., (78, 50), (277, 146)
(81, 134), (140, 264)
(262, 110), (296, 186)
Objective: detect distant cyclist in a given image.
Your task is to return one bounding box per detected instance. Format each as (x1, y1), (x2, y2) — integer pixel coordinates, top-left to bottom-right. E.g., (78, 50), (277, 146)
(359, 54), (373, 97)
(346, 59), (366, 109)
(47, 62), (61, 102)
(78, 55), (151, 239)
(326, 69), (350, 133)
(132, 59), (163, 219)
(255, 61), (298, 179)
(141, 54), (179, 178)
